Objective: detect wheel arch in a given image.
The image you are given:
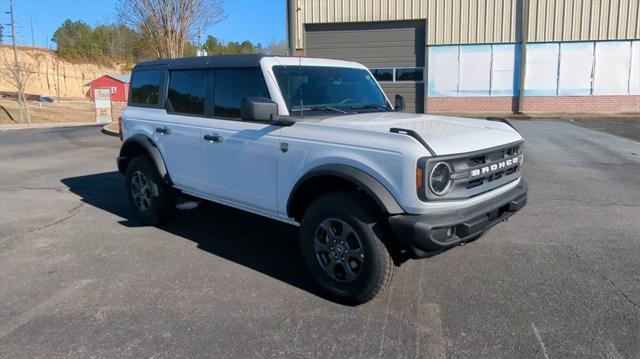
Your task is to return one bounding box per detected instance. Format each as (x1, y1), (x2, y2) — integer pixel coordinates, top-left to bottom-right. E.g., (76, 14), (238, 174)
(286, 164), (404, 222)
(117, 134), (172, 185)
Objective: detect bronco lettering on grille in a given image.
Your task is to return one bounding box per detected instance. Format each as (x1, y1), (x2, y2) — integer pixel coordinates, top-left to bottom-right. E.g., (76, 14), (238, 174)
(470, 157), (519, 177)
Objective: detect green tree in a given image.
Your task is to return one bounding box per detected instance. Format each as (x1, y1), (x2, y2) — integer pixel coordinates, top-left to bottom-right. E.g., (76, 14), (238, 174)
(183, 42), (197, 57)
(51, 19), (265, 64)
(52, 20), (96, 60)
(201, 35), (257, 56)
(52, 19), (156, 64)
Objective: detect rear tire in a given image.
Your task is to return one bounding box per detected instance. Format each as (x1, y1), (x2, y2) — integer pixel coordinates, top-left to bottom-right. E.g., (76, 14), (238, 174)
(299, 191), (397, 305)
(125, 156), (175, 225)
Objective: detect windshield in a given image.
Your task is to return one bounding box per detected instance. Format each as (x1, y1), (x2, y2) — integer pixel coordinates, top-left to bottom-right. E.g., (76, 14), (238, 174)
(272, 65), (389, 115)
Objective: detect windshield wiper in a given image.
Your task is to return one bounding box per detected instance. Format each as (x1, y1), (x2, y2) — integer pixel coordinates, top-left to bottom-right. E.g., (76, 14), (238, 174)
(350, 104), (390, 111)
(290, 106), (347, 114)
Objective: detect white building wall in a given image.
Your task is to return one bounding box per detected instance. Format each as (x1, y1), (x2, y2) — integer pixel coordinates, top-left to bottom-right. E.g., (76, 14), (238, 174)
(427, 40), (640, 98)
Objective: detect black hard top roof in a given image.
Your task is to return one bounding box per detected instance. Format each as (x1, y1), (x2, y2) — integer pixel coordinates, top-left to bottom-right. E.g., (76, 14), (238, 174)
(133, 54), (272, 70)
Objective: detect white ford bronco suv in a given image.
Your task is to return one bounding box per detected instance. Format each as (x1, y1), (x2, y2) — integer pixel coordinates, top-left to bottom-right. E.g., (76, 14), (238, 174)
(118, 54), (527, 304)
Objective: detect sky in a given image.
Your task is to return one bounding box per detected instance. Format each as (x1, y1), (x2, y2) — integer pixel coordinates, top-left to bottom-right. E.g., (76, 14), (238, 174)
(2, 0), (286, 49)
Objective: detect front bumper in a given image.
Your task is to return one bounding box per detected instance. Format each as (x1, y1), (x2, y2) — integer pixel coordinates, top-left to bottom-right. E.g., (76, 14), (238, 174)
(388, 179), (528, 258)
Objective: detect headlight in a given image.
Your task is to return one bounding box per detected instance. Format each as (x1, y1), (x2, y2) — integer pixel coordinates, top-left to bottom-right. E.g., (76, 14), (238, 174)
(429, 162), (453, 196)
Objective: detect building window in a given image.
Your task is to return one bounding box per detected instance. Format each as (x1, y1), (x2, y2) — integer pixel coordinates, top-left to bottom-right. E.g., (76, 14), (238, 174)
(166, 70), (207, 116)
(395, 68), (424, 82)
(369, 67), (424, 83)
(370, 68), (394, 82)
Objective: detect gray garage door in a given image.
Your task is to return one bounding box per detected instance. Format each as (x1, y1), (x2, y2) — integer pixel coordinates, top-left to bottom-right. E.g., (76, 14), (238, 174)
(305, 20), (426, 113)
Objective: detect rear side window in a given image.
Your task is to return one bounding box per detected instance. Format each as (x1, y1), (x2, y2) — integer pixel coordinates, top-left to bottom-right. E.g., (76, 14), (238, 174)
(166, 70), (207, 116)
(130, 70), (163, 106)
(214, 68), (270, 118)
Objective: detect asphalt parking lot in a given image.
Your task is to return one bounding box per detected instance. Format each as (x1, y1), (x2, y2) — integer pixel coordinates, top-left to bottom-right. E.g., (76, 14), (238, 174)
(0, 119), (639, 358)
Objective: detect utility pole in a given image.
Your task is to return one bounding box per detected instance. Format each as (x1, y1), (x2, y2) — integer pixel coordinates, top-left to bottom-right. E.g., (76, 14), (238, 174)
(56, 55), (60, 102)
(8, 0), (30, 126)
(196, 28), (202, 56)
(29, 12), (34, 47)
(0, 10), (3, 44)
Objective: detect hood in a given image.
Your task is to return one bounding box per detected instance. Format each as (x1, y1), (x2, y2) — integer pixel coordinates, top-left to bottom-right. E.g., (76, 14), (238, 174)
(318, 112), (523, 155)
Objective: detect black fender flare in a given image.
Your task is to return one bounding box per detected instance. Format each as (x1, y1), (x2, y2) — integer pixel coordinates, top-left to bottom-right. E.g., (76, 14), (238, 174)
(117, 134), (172, 184)
(286, 164), (404, 218)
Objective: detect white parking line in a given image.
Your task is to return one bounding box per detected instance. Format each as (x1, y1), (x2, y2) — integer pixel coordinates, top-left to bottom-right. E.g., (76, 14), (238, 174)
(604, 339), (623, 359)
(532, 323), (550, 359)
(416, 303), (446, 359)
(0, 280), (93, 340)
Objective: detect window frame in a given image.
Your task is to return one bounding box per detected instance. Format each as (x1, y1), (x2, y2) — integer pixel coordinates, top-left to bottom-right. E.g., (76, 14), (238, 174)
(128, 66), (167, 109)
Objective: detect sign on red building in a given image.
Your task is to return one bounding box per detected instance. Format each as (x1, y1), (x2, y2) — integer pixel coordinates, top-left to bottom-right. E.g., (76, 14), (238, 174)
(88, 74), (131, 102)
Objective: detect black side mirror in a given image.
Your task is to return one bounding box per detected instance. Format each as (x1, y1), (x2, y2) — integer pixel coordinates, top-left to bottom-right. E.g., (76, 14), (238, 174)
(241, 97), (296, 126)
(241, 97), (279, 122)
(394, 94), (405, 112)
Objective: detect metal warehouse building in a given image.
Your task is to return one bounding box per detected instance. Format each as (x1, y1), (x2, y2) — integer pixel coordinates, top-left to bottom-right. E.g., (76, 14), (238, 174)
(286, 0), (640, 113)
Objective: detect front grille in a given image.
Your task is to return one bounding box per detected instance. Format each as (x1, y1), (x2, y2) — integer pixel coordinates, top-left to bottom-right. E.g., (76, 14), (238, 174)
(420, 141), (524, 201)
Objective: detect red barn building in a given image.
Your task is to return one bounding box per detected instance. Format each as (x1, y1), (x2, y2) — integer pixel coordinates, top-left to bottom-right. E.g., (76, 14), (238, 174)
(88, 74), (131, 102)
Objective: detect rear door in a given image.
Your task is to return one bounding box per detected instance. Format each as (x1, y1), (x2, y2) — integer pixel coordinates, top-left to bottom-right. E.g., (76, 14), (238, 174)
(199, 68), (280, 216)
(153, 69), (209, 191)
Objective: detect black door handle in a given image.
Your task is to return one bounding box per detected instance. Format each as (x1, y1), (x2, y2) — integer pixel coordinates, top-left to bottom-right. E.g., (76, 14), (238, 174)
(155, 127), (171, 134)
(204, 134), (224, 143)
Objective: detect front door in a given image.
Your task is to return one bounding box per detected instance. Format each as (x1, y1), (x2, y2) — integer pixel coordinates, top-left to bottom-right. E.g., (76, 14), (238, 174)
(199, 68), (280, 216)
(200, 119), (280, 215)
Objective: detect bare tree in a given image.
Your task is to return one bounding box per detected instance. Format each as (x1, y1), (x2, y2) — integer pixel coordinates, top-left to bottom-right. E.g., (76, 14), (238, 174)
(117, 0), (226, 59)
(1, 54), (35, 126)
(261, 40), (288, 56)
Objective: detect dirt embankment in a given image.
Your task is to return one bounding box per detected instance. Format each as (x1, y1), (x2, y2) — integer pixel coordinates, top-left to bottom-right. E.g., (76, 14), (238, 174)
(0, 45), (125, 98)
(0, 98), (126, 125)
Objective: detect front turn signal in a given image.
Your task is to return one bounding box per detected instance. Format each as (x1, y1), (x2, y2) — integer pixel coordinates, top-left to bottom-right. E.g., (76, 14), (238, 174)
(416, 167), (424, 190)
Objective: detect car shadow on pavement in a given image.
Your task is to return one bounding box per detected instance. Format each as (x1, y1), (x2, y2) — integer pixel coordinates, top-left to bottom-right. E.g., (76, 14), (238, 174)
(61, 171), (325, 300)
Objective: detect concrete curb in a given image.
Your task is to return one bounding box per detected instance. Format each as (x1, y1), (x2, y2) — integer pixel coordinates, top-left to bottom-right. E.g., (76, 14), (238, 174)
(0, 122), (98, 131)
(101, 122), (120, 137)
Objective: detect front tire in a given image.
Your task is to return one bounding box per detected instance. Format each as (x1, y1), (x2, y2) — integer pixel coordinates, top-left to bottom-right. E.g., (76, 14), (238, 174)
(299, 192), (397, 304)
(125, 156), (175, 225)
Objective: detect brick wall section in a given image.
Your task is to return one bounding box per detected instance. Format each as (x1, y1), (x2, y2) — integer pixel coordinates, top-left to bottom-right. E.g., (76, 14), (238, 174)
(426, 96), (519, 113)
(426, 96), (640, 113)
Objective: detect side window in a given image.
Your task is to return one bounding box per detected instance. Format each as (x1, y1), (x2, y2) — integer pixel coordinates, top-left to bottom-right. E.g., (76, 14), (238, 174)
(166, 70), (207, 116)
(130, 70), (163, 106)
(214, 68), (270, 118)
